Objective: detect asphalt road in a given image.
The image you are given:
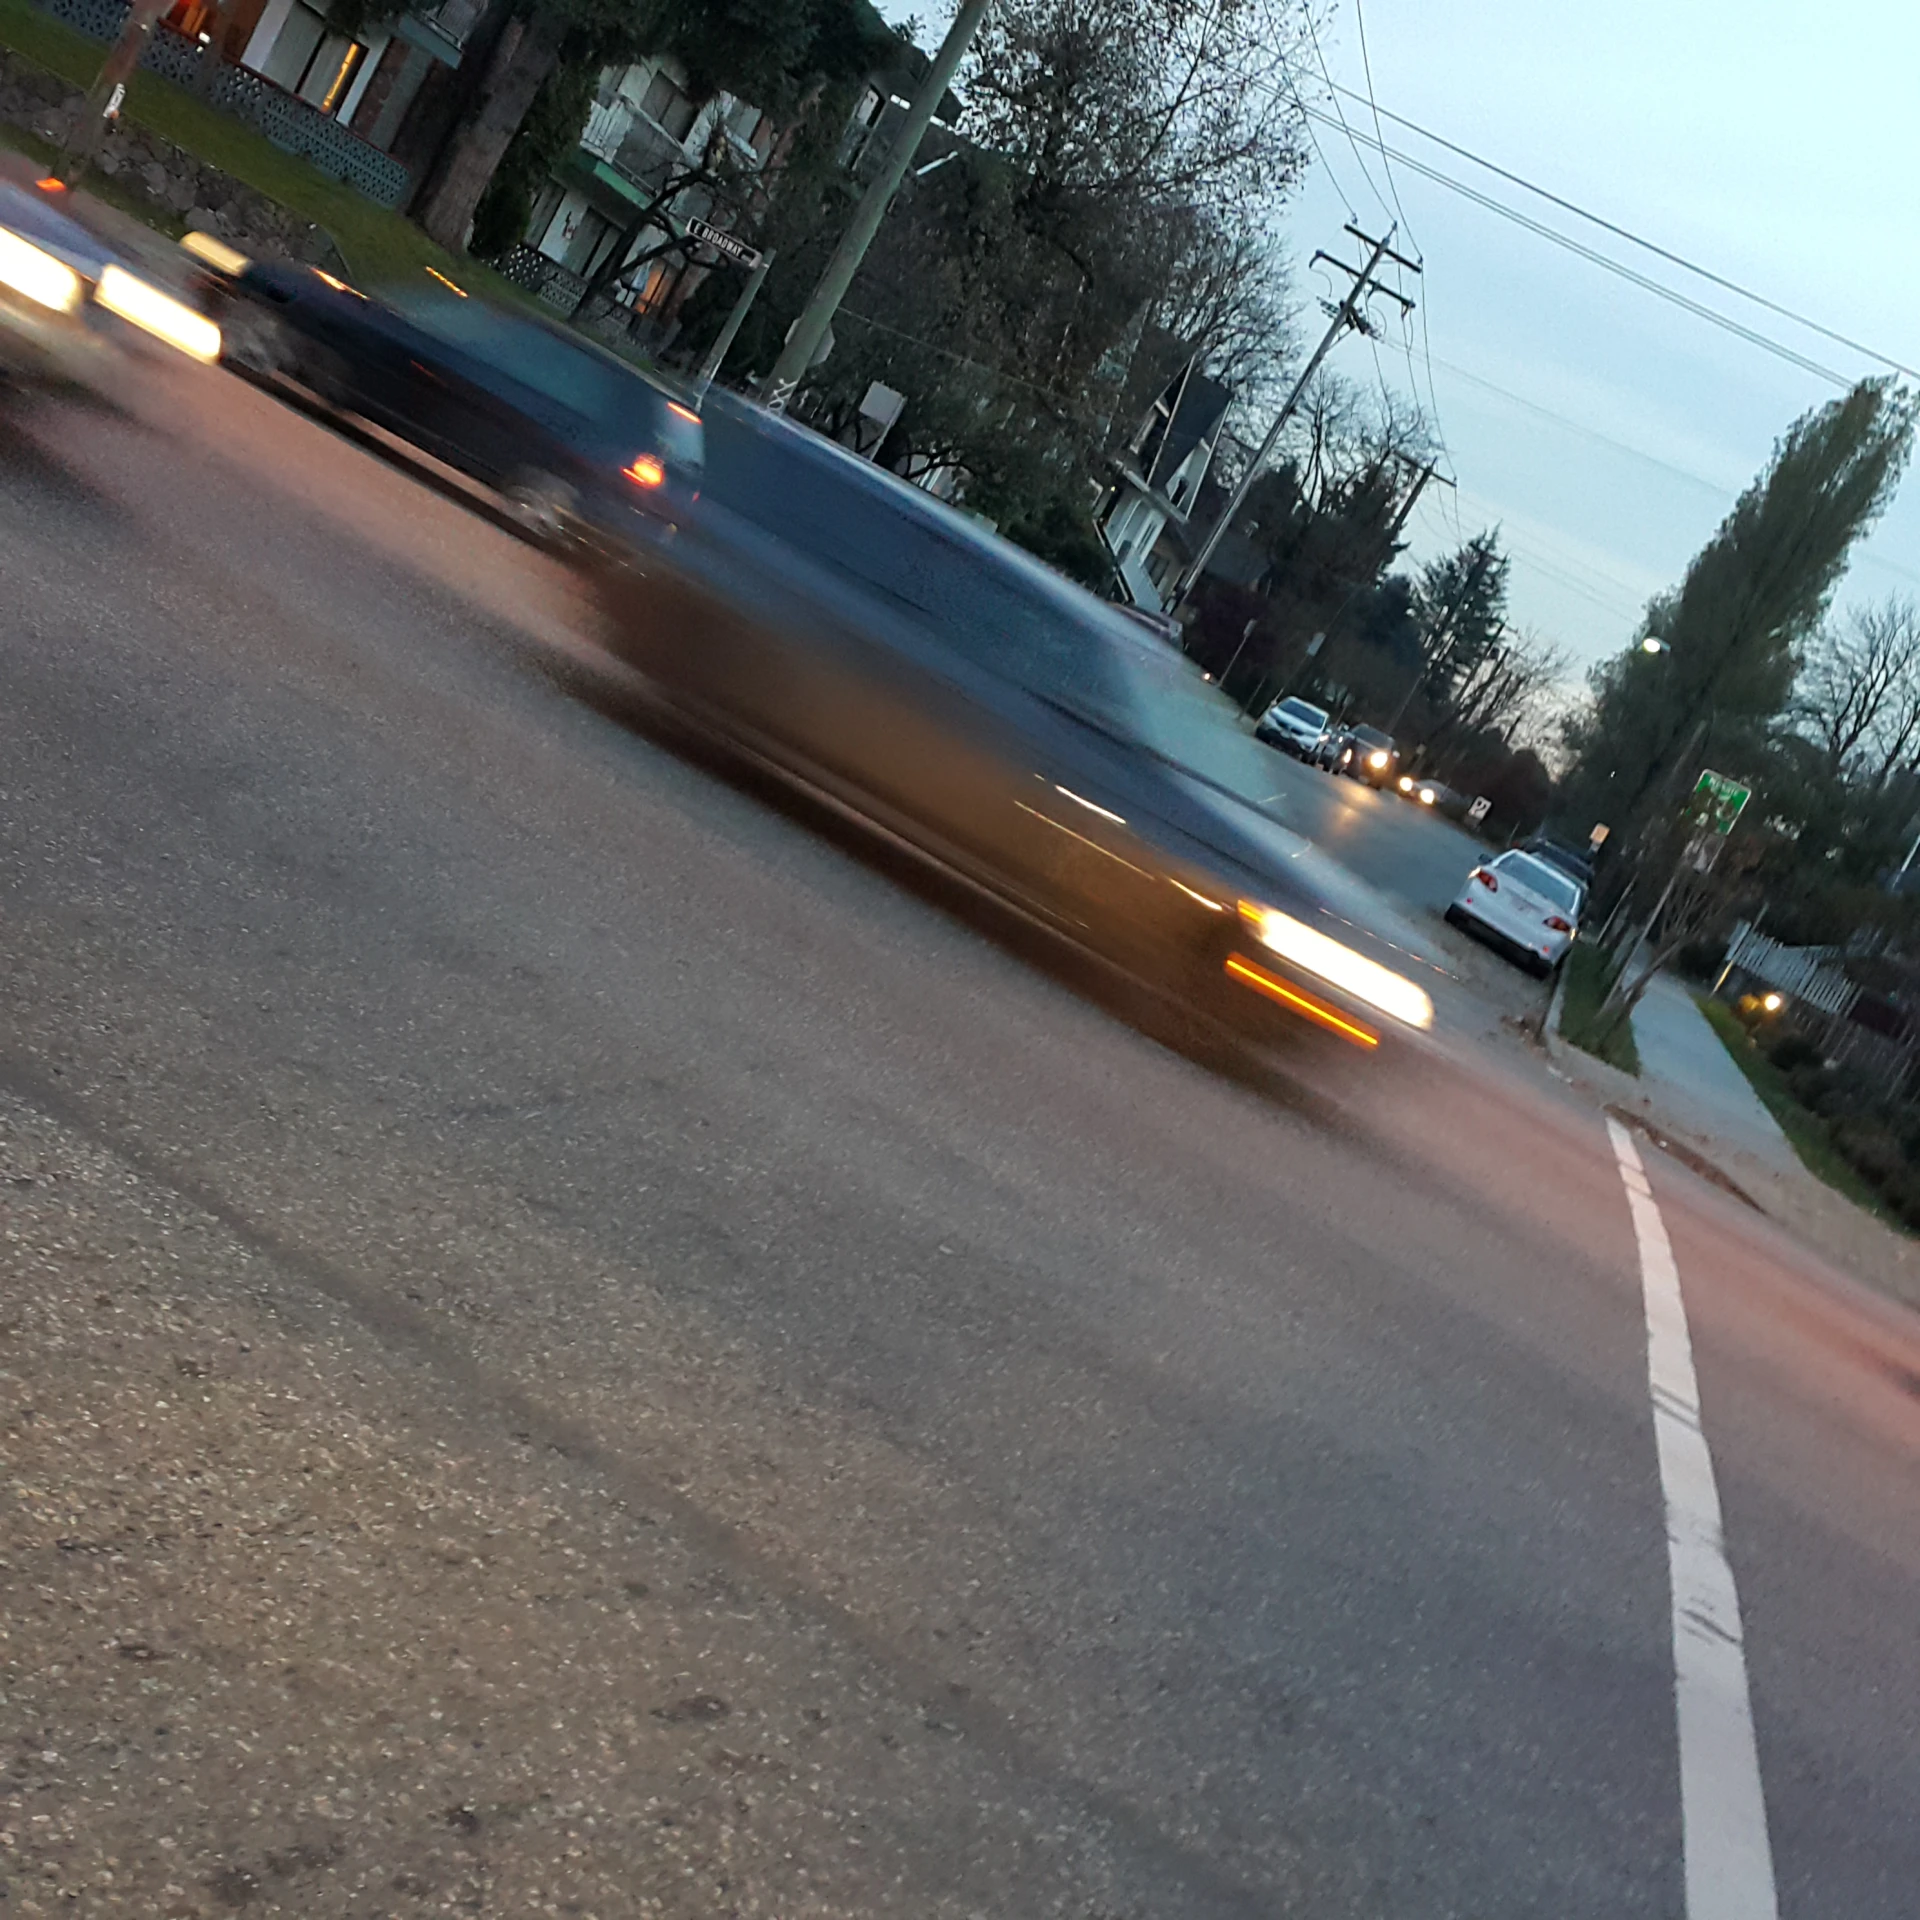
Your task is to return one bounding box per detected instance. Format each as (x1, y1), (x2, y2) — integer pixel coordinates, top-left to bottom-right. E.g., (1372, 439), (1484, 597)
(3, 357), (1919, 1920)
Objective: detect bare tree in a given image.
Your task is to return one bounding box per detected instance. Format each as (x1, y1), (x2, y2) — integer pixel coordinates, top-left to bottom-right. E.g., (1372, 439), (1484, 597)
(1591, 826), (1763, 1041)
(1444, 628), (1569, 743)
(1793, 594), (1920, 783)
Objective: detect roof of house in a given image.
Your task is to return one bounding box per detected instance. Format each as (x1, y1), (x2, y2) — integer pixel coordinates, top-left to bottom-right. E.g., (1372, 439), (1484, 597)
(1144, 366), (1232, 493)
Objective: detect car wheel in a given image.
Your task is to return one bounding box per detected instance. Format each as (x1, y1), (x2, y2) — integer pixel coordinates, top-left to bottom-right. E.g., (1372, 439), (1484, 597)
(220, 305), (290, 380)
(503, 470), (581, 551)
(1444, 904), (1467, 930)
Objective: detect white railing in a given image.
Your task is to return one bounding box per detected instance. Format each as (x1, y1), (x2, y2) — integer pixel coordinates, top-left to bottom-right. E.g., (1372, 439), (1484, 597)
(580, 97), (628, 162)
(1721, 920), (1859, 1016)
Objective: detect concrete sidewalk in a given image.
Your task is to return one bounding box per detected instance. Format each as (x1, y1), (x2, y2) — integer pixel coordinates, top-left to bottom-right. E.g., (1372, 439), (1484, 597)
(1542, 969), (1920, 1311)
(1629, 974), (1804, 1181)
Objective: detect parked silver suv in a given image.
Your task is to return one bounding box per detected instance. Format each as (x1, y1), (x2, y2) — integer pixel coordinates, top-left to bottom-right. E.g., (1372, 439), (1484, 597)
(1254, 695), (1330, 759)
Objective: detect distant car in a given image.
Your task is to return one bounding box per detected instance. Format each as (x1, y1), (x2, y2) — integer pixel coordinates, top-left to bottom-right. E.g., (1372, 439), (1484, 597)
(199, 250), (701, 553)
(1336, 724), (1400, 787)
(1119, 605), (1184, 650)
(1311, 726), (1361, 771)
(1445, 849), (1582, 976)
(0, 174), (220, 394)
(1255, 695), (1330, 759)
(1395, 774), (1469, 820)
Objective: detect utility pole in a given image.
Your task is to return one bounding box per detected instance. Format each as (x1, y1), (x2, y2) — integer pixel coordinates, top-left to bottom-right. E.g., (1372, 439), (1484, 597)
(1387, 540), (1492, 732)
(1168, 224), (1418, 612)
(52, 0), (170, 191)
(1381, 454), (1444, 551)
(763, 0), (991, 413)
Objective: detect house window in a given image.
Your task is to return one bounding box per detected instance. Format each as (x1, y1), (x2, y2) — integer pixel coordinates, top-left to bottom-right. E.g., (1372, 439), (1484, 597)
(640, 68), (698, 142)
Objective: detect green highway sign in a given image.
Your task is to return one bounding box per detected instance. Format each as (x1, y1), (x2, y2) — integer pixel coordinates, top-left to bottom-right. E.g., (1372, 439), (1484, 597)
(1691, 769), (1752, 836)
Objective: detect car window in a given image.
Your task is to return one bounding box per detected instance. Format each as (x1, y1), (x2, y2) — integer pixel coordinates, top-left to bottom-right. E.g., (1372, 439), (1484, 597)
(383, 290), (695, 460)
(1275, 698), (1326, 727)
(1351, 726), (1394, 749)
(703, 408), (1125, 708)
(1496, 853), (1581, 913)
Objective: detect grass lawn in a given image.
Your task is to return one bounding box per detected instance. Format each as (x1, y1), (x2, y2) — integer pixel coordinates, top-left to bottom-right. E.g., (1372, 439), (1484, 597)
(1557, 940), (1642, 1076)
(1696, 997), (1904, 1224)
(0, 0), (530, 298)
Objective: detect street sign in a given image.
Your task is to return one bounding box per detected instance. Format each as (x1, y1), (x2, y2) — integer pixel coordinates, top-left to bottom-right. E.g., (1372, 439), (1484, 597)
(1589, 822), (1610, 848)
(1691, 770), (1752, 836)
(686, 217), (763, 271)
(1467, 795), (1492, 823)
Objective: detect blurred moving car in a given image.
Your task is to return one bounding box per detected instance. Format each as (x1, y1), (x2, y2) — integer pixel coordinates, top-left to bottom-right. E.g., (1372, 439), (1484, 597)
(596, 397), (1440, 1054)
(1254, 695), (1330, 759)
(1445, 850), (1582, 976)
(0, 176), (220, 394)
(1335, 724), (1400, 787)
(192, 244), (699, 552)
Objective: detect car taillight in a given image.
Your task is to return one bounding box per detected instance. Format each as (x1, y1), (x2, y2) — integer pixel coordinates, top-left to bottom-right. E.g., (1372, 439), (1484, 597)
(624, 454), (666, 488)
(1473, 869), (1498, 892)
(1545, 915), (1572, 932)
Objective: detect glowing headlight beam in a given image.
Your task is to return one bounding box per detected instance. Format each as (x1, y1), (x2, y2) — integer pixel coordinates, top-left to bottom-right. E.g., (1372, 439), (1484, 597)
(0, 225), (83, 314)
(95, 265), (222, 363)
(180, 230), (250, 277)
(1238, 902), (1434, 1031)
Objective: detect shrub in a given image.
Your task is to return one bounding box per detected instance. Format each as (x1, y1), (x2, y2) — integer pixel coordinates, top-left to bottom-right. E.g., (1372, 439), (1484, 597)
(1767, 1031), (1823, 1073)
(1787, 1062), (1840, 1113)
(1675, 939), (1724, 982)
(1832, 1119), (1907, 1191)
(1892, 1175), (1920, 1232)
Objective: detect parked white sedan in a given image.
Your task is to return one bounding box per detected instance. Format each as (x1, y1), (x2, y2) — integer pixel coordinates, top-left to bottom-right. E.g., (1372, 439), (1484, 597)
(1445, 850), (1582, 977)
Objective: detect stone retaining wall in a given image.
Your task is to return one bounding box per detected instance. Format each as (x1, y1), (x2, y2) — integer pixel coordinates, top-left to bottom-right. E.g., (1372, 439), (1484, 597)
(0, 47), (344, 270)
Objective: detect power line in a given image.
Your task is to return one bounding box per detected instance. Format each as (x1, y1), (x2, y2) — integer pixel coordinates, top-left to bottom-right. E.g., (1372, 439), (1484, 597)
(1299, 5), (1389, 222)
(1323, 80), (1920, 384)
(1293, 104), (1852, 387)
(1349, 0), (1413, 249)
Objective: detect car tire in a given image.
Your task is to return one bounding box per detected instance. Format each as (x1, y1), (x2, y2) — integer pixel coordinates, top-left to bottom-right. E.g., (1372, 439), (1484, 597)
(220, 305), (290, 380)
(1444, 904), (1468, 931)
(503, 469), (582, 551)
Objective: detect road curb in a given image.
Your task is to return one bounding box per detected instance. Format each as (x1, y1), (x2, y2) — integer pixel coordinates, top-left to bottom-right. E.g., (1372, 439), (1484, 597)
(1540, 952), (1573, 1051)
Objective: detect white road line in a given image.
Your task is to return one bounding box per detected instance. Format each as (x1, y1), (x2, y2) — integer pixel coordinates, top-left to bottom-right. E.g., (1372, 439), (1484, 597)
(1606, 1118), (1780, 1920)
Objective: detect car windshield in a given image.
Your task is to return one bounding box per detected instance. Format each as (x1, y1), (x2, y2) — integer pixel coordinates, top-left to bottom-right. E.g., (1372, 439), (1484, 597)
(1274, 698), (1327, 728)
(1351, 726), (1394, 749)
(383, 287), (702, 464)
(1498, 853), (1581, 913)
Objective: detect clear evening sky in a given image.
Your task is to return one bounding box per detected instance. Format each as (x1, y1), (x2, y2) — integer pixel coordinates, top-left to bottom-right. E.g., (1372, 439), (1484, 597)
(875, 0), (1920, 678)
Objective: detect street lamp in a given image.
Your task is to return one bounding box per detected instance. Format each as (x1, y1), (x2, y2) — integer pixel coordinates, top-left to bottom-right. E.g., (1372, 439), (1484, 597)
(1640, 635), (1669, 654)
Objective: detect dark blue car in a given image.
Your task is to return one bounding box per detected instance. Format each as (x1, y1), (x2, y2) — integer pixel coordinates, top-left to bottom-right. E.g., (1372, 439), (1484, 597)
(594, 396), (1442, 1056)
(208, 257), (701, 552)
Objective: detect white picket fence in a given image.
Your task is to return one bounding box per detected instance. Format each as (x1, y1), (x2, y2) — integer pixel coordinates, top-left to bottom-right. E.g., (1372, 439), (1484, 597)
(1720, 920), (1859, 1016)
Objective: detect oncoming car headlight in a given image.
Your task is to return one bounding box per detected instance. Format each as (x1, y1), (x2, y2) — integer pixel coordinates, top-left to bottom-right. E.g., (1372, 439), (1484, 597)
(0, 224), (83, 314)
(95, 265), (222, 363)
(1237, 902), (1434, 1030)
(1367, 749), (1390, 770)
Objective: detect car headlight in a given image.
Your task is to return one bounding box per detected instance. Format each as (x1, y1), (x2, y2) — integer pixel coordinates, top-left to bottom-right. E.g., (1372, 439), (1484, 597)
(95, 265), (222, 362)
(0, 225), (83, 314)
(1238, 902), (1434, 1030)
(1419, 787), (1436, 805)
(1367, 749), (1390, 770)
